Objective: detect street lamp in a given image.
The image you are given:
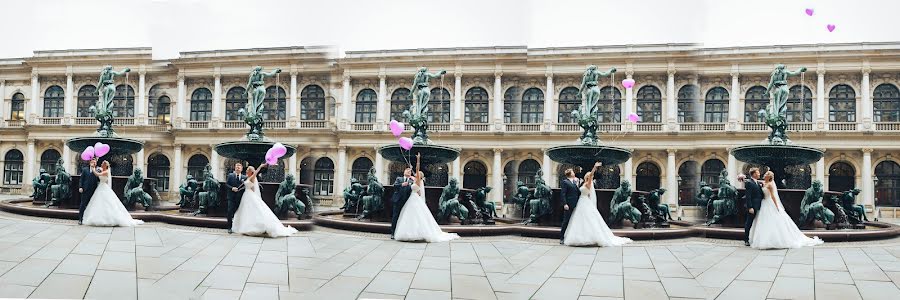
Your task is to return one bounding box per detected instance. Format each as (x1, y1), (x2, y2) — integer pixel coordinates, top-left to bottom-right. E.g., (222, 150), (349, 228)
(873, 175), (880, 187)
(676, 176), (682, 186)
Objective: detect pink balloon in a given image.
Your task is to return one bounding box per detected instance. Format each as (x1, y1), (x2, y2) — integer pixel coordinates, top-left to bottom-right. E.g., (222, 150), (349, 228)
(805, 8), (814, 16)
(266, 155), (278, 165)
(389, 120), (404, 137)
(827, 24), (836, 32)
(82, 146), (96, 161)
(622, 79), (635, 89)
(627, 113), (640, 123)
(271, 143), (287, 158)
(399, 137), (414, 151)
(95, 143), (110, 157)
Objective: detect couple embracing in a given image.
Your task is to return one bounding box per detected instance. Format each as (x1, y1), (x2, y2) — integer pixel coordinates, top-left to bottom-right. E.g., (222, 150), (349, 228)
(743, 167), (823, 249)
(559, 162), (632, 247)
(389, 153), (459, 243)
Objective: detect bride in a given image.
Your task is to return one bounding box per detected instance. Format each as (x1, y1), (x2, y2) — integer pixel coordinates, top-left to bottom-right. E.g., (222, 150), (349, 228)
(749, 171), (824, 249)
(394, 153), (460, 243)
(564, 162), (632, 247)
(231, 163), (298, 238)
(82, 161), (144, 227)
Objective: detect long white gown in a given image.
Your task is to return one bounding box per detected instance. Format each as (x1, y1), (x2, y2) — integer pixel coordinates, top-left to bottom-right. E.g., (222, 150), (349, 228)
(232, 179), (298, 238)
(564, 185), (632, 247)
(82, 169), (144, 227)
(750, 183), (824, 249)
(394, 183), (460, 242)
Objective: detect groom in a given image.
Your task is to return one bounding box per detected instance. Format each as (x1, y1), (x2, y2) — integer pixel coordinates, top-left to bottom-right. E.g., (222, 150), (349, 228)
(226, 162), (247, 233)
(390, 167), (414, 239)
(559, 167), (582, 244)
(78, 157), (100, 225)
(743, 167), (764, 246)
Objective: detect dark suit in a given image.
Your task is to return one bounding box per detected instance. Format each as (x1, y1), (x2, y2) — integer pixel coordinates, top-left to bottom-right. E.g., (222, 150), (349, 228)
(79, 166), (99, 222)
(559, 177), (581, 242)
(390, 176), (414, 235)
(226, 172), (247, 229)
(743, 178), (764, 243)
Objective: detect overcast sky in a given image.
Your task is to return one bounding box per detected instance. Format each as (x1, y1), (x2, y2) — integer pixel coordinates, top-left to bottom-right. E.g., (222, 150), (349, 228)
(0, 0), (898, 59)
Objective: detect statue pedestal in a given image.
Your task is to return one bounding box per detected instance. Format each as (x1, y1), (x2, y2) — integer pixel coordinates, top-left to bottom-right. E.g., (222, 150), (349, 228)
(64, 176), (160, 210)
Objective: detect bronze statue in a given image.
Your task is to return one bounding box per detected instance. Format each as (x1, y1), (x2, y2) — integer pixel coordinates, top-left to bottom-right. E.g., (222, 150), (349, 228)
(123, 168), (152, 210)
(839, 188), (867, 224)
(525, 170), (552, 224)
(30, 168), (51, 202)
(240, 66), (282, 141)
(759, 64), (807, 145)
(705, 170), (737, 225)
(194, 165), (221, 216)
(274, 174), (306, 219)
(341, 177), (364, 212)
(571, 65), (617, 146)
(93, 65), (130, 137)
(47, 158), (71, 207)
(798, 180), (834, 227)
(403, 67), (447, 145)
(358, 168), (384, 219)
(646, 188), (670, 223)
(473, 186), (495, 220)
(177, 175), (199, 209)
(438, 177), (468, 224)
(512, 181), (530, 206)
(609, 180), (641, 228)
(695, 181), (713, 207)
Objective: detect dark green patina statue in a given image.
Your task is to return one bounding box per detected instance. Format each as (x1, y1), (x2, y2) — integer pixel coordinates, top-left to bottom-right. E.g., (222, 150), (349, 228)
(839, 189), (867, 224)
(178, 175), (198, 208)
(30, 168), (51, 201)
(341, 177), (365, 213)
(512, 181), (530, 207)
(274, 174), (306, 219)
(438, 177), (469, 224)
(47, 159), (71, 207)
(194, 165), (221, 216)
(572, 65), (617, 146)
(644, 188), (670, 223)
(705, 170), (738, 225)
(123, 168), (152, 210)
(240, 66), (282, 141)
(473, 186), (495, 220)
(93, 65), (131, 137)
(609, 180), (641, 228)
(525, 170), (552, 224)
(358, 168), (384, 220)
(759, 64), (807, 145)
(403, 67), (447, 145)
(695, 181), (713, 207)
(798, 180), (834, 226)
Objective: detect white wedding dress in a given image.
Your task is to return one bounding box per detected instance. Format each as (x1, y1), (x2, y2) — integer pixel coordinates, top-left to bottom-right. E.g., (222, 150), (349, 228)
(394, 183), (460, 242)
(564, 185), (632, 247)
(82, 169), (144, 227)
(232, 179), (298, 237)
(750, 183), (824, 249)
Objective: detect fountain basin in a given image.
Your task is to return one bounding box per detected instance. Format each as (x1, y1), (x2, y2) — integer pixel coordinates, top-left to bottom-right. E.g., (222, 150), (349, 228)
(379, 144), (460, 165)
(547, 145), (632, 168)
(67, 136), (144, 156)
(215, 141), (296, 166)
(731, 144), (824, 166)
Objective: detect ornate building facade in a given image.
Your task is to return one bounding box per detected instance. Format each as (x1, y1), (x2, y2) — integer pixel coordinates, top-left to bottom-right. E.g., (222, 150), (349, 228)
(2, 43), (900, 218)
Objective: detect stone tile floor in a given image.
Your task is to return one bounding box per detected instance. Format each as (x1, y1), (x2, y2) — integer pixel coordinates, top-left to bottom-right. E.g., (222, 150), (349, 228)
(1, 203), (900, 299)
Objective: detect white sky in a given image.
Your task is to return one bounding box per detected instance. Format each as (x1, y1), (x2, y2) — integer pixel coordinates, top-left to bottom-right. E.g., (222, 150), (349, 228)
(0, 0), (898, 59)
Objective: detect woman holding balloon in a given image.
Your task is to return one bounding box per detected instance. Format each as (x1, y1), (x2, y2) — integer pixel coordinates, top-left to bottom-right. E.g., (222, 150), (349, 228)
(81, 142), (144, 227)
(230, 143), (298, 237)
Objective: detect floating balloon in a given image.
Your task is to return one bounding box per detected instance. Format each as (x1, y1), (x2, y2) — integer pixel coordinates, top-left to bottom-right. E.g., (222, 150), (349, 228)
(271, 142), (287, 157)
(827, 24), (836, 32)
(805, 8), (814, 16)
(627, 113), (640, 123)
(94, 143), (110, 158)
(399, 137), (414, 151)
(265, 153), (278, 165)
(389, 120), (405, 137)
(622, 79), (635, 89)
(81, 146), (96, 161)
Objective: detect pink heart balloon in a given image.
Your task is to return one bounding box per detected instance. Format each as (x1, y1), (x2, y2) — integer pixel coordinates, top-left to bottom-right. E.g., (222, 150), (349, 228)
(266, 155), (278, 165)
(389, 120), (405, 137)
(95, 143), (110, 157)
(82, 146), (96, 161)
(805, 8), (814, 16)
(627, 113), (641, 123)
(271, 143), (287, 158)
(622, 79), (635, 89)
(399, 137), (414, 151)
(827, 24), (836, 32)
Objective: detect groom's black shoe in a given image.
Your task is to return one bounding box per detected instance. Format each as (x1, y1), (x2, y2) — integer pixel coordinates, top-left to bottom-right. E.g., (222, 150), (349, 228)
(228, 229), (233, 234)
(559, 240), (564, 245)
(744, 240), (750, 246)
(390, 235), (395, 240)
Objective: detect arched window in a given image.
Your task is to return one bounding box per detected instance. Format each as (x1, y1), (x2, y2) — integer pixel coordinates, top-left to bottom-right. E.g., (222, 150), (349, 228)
(874, 84), (900, 122)
(40, 149), (61, 175)
(700, 159), (725, 188)
(463, 160), (487, 189)
(503, 87), (520, 123)
(829, 84), (856, 122)
(77, 85), (98, 118)
(428, 88), (451, 123)
(148, 85), (171, 123)
(518, 159), (541, 187)
(598, 86), (622, 123)
(187, 154), (208, 180)
(225, 87), (247, 121)
(784, 165), (811, 189)
(354, 89), (377, 123)
(521, 88), (544, 123)
(744, 86), (769, 122)
(301, 85), (326, 121)
(678, 85), (699, 123)
(876, 161), (900, 206)
(678, 161), (699, 205)
(829, 162), (856, 192)
(264, 86), (287, 121)
(424, 163), (449, 187)
(704, 87), (729, 123)
(3, 150), (24, 185)
(636, 85), (662, 123)
(148, 153), (170, 192)
(43, 86), (64, 117)
(390, 88), (412, 122)
(10, 93), (25, 120)
(351, 157), (373, 182)
(558, 87), (580, 123)
(787, 85), (813, 122)
(464, 87), (489, 123)
(190, 88), (212, 121)
(635, 161), (661, 191)
(313, 158), (335, 196)
(113, 85), (135, 118)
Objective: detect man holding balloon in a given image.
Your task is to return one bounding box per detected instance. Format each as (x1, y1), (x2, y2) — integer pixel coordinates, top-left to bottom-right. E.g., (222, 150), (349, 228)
(78, 157), (100, 225)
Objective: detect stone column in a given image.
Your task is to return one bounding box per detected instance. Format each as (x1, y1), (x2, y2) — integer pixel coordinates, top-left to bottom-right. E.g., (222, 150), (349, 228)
(62, 142), (73, 174)
(544, 68), (554, 125)
(666, 67), (677, 127)
(452, 157), (461, 184)
(341, 74), (351, 129)
(177, 72), (186, 126)
(289, 69), (298, 123)
(815, 154), (825, 184)
(542, 149), (552, 185)
(623, 157), (633, 184)
(25, 139), (36, 189)
(0, 80), (5, 125)
(29, 71), (39, 122)
(729, 68), (740, 129)
(136, 149), (146, 175)
(172, 144), (183, 192)
(861, 65), (872, 131)
(137, 68), (147, 125)
(377, 74), (387, 128)
(209, 147), (220, 180)
(816, 68), (826, 130)
(288, 152), (298, 181)
(666, 149), (678, 205)
(862, 148), (874, 207)
(374, 146), (385, 183)
(492, 148), (503, 204)
(727, 151), (738, 186)
(623, 70), (634, 127)
(64, 67), (74, 121)
(212, 71), (222, 124)
(335, 147), (348, 200)
(453, 69), (463, 129)
(493, 72), (503, 128)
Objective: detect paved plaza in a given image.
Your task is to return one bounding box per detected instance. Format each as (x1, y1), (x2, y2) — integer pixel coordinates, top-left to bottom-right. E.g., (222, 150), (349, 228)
(1, 211), (900, 300)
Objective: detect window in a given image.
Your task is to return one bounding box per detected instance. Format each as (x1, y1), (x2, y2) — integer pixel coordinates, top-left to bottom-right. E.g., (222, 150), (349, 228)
(828, 162), (856, 192)
(635, 161), (661, 191)
(77, 85), (98, 118)
(113, 85), (135, 118)
(225, 87), (247, 121)
(678, 161), (699, 205)
(875, 160), (900, 207)
(521, 88), (544, 123)
(558, 87), (580, 123)
(390, 88), (412, 122)
(428, 88), (451, 123)
(40, 149), (61, 175)
(873, 84), (900, 122)
(263, 86), (287, 121)
(43, 86), (64, 117)
(828, 84), (856, 122)
(190, 88), (212, 121)
(3, 150), (23, 185)
(354, 89), (377, 123)
(636, 85), (662, 123)
(784, 165), (811, 189)
(503, 87), (520, 123)
(187, 154), (208, 180)
(301, 85), (326, 121)
(464, 87), (489, 123)
(351, 157), (373, 182)
(700, 159), (725, 188)
(313, 158), (335, 196)
(704, 87), (729, 123)
(463, 160), (487, 189)
(744, 86), (769, 122)
(598, 86), (622, 123)
(517, 159), (541, 188)
(424, 163), (449, 187)
(678, 85), (699, 123)
(10, 93), (25, 120)
(148, 85), (171, 123)
(787, 85), (813, 122)
(596, 165), (621, 189)
(148, 153), (170, 192)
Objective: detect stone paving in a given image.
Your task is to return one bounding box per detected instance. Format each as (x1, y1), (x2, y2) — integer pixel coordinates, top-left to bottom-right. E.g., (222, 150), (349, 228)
(1, 210), (900, 299)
